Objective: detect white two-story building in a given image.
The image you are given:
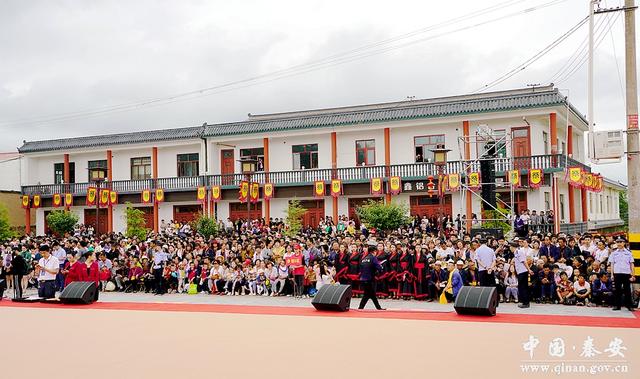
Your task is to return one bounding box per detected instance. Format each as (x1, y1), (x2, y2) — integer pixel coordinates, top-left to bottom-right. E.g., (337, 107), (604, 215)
(18, 86), (625, 236)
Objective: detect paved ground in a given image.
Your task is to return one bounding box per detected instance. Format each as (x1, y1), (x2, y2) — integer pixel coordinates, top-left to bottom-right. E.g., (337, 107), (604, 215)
(10, 287), (635, 318)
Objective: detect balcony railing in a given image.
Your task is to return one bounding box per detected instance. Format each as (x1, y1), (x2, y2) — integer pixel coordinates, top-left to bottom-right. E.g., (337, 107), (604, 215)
(21, 154), (591, 196)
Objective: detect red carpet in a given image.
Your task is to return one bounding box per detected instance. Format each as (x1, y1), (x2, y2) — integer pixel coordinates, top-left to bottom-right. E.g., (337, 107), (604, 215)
(1, 300), (638, 328)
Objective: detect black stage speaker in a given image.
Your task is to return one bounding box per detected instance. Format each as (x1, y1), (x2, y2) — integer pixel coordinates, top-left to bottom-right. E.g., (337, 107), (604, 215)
(311, 284), (352, 312)
(480, 142), (497, 210)
(454, 286), (498, 316)
(59, 281), (98, 305)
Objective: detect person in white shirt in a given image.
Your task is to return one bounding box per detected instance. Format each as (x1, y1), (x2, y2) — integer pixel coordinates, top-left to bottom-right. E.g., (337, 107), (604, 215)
(36, 244), (60, 299)
(593, 241), (609, 263)
(475, 238), (496, 287)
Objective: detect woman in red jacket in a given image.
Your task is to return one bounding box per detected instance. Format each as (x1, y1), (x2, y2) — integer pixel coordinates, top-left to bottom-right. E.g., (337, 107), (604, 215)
(79, 251), (100, 287)
(62, 252), (83, 287)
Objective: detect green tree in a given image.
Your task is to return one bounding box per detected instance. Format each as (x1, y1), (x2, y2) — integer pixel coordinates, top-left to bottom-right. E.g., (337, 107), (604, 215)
(0, 203), (15, 240)
(46, 210), (79, 236)
(356, 200), (411, 232)
(125, 203), (148, 240)
(285, 199), (307, 237)
(194, 214), (218, 239)
(481, 209), (512, 236)
(619, 191), (628, 229)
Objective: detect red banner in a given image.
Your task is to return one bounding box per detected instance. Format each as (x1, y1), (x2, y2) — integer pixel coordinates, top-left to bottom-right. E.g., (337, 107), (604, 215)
(370, 177), (384, 196)
(330, 179), (342, 197)
(109, 191), (118, 206)
(155, 188), (165, 203)
(211, 185), (221, 202)
(86, 187), (97, 206)
(52, 193), (62, 208)
(239, 181), (249, 203)
(389, 176), (402, 195)
(263, 183), (274, 200)
(32, 195), (41, 209)
(197, 186), (207, 203)
(64, 193), (73, 207)
(141, 189), (152, 204)
(250, 182), (260, 203)
(529, 169), (543, 189)
(21, 195), (29, 209)
(313, 181), (325, 198)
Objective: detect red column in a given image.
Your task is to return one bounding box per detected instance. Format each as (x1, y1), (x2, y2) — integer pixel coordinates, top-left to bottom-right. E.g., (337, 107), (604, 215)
(63, 154), (70, 184)
(384, 127), (391, 204)
(463, 121), (472, 232)
(567, 125), (573, 157)
(152, 147), (159, 233)
(581, 189), (588, 222)
(107, 150), (113, 232)
(263, 137), (270, 225)
(25, 207), (31, 236)
(552, 176), (560, 234)
(550, 113), (558, 154)
(331, 132), (338, 222)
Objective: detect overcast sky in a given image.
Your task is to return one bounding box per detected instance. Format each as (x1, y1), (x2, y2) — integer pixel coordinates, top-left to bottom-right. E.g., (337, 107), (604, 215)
(0, 0), (634, 182)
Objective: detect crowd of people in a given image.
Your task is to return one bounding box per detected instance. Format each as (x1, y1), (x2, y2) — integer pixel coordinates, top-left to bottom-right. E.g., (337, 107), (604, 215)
(0, 212), (637, 312)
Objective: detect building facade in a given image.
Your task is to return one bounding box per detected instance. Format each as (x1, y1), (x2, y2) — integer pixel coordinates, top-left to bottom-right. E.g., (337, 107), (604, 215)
(18, 86), (624, 236)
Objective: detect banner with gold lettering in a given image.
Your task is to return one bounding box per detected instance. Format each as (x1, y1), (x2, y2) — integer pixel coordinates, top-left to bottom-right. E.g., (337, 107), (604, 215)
(448, 173), (460, 192)
(583, 173), (594, 191)
(64, 193), (73, 207)
(211, 185), (221, 202)
(155, 188), (165, 203)
(330, 179), (342, 197)
(52, 193), (62, 208)
(197, 186), (207, 203)
(86, 187), (97, 206)
(263, 183), (274, 200)
(313, 181), (325, 198)
(141, 189), (152, 204)
(567, 167), (583, 188)
(99, 189), (110, 207)
(528, 169), (543, 189)
(508, 170), (520, 187)
(239, 181), (249, 203)
(594, 174), (603, 192)
(370, 177), (383, 196)
(109, 191), (118, 206)
(389, 176), (401, 195)
(32, 195), (41, 209)
(250, 182), (260, 203)
(468, 172), (480, 190)
(21, 195), (29, 209)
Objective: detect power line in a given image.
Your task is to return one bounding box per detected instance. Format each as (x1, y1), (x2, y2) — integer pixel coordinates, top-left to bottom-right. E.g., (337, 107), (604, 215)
(473, 15), (588, 93)
(0, 0), (568, 128)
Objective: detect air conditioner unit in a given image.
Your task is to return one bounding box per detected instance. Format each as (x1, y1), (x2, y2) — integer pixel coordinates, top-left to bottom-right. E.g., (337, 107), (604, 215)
(589, 130), (624, 160)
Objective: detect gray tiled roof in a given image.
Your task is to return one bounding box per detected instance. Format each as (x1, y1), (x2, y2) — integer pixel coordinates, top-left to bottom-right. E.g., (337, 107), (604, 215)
(18, 86), (583, 153)
(18, 126), (205, 153)
(204, 86), (584, 138)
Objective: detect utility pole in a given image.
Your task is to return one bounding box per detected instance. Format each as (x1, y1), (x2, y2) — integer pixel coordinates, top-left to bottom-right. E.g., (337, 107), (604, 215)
(625, 0), (640, 276)
(587, 0), (597, 159)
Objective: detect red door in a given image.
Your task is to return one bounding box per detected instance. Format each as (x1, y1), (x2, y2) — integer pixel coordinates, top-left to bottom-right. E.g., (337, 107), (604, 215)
(512, 127), (531, 170)
(84, 209), (108, 235)
(229, 202), (262, 221)
(134, 207), (154, 229)
(173, 205), (202, 224)
(299, 200), (324, 228)
(409, 195), (452, 218)
(221, 149), (234, 185)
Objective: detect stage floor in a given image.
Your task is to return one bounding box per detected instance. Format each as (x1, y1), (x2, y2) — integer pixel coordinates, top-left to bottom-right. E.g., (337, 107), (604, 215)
(1, 294), (638, 379)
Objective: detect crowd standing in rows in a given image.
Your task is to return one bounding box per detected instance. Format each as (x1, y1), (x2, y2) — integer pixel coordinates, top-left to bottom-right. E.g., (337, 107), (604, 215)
(0, 211), (637, 312)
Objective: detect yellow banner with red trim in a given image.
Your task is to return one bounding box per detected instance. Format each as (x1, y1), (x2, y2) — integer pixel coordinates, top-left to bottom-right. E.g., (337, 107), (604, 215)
(389, 176), (401, 195)
(529, 169), (543, 189)
(370, 177), (383, 196)
(52, 193), (62, 208)
(313, 181), (325, 198)
(239, 181), (249, 203)
(197, 186), (207, 203)
(568, 167), (583, 188)
(32, 195), (41, 209)
(109, 191), (118, 205)
(141, 189), (152, 204)
(330, 179), (342, 197)
(508, 170), (520, 187)
(263, 183), (274, 200)
(99, 189), (110, 206)
(448, 173), (460, 192)
(250, 182), (260, 203)
(86, 187), (97, 206)
(155, 188), (165, 203)
(21, 195), (29, 209)
(64, 193), (73, 207)
(211, 185), (221, 202)
(468, 172), (480, 190)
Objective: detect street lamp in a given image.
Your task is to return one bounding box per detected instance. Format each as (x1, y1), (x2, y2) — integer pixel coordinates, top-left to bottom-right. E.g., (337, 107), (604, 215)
(88, 167), (106, 236)
(238, 157), (258, 225)
(430, 144), (451, 236)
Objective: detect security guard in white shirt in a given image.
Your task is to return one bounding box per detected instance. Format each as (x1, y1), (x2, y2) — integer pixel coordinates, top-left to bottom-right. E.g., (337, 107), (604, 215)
(609, 237), (635, 311)
(37, 244), (60, 299)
